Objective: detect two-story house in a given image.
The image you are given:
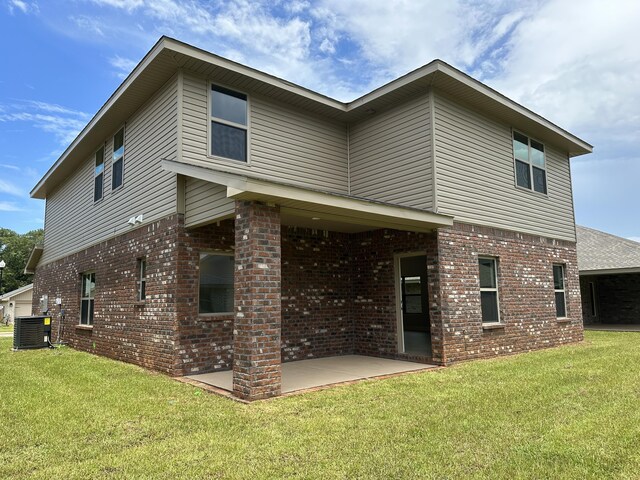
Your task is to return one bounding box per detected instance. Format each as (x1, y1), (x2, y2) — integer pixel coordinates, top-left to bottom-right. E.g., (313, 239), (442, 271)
(27, 37), (592, 400)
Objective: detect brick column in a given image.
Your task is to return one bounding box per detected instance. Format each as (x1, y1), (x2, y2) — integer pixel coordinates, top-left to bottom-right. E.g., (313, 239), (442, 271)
(233, 200), (282, 400)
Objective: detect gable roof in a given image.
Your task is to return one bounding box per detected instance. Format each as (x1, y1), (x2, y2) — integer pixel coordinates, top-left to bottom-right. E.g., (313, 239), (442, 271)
(576, 225), (640, 274)
(0, 283), (33, 302)
(31, 36), (593, 200)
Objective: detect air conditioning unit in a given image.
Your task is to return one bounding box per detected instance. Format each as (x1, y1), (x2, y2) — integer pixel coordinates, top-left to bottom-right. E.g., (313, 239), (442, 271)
(13, 316), (53, 350)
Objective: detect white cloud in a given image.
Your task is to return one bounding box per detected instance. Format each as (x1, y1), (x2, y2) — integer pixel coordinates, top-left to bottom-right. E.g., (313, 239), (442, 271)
(70, 14), (105, 36)
(109, 55), (138, 79)
(79, 0), (363, 98)
(316, 2), (501, 71)
(0, 164), (20, 171)
(24, 101), (90, 119)
(0, 101), (89, 146)
(286, 0), (309, 14)
(489, 0), (640, 134)
(7, 0), (38, 15)
(0, 202), (23, 212)
(89, 0), (144, 12)
(0, 179), (24, 197)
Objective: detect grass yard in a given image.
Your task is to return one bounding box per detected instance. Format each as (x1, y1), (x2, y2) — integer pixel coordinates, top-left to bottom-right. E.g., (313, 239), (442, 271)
(0, 324), (12, 333)
(1, 332), (639, 479)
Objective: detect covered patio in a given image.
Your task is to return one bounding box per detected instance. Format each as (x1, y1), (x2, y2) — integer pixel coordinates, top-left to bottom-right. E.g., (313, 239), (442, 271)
(186, 355), (438, 395)
(164, 160), (454, 400)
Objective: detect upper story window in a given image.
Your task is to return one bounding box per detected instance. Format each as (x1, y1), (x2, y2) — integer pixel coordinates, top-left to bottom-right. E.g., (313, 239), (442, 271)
(112, 127), (125, 190)
(94, 145), (104, 202)
(513, 131), (547, 194)
(210, 85), (247, 162)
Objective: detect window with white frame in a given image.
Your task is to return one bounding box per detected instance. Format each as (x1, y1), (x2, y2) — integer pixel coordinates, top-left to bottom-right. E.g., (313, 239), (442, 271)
(553, 264), (567, 318)
(210, 85), (247, 162)
(513, 131), (547, 194)
(94, 145), (104, 202)
(112, 127), (125, 190)
(479, 257), (500, 323)
(137, 258), (146, 302)
(80, 272), (95, 325)
(199, 253), (234, 314)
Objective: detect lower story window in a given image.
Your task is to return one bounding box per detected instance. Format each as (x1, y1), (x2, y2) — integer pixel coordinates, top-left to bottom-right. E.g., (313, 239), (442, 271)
(137, 258), (146, 302)
(553, 264), (567, 317)
(199, 253), (234, 314)
(479, 257), (500, 323)
(80, 272), (95, 325)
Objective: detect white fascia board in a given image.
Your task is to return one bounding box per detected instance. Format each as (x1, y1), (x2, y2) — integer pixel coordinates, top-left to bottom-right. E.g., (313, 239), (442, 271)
(226, 178), (454, 227)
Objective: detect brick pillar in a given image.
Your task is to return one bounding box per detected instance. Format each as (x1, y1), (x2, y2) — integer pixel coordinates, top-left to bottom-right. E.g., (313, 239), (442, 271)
(233, 200), (282, 400)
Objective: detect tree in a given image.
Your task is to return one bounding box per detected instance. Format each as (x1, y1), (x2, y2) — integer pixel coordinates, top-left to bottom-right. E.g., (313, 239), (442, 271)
(0, 228), (44, 295)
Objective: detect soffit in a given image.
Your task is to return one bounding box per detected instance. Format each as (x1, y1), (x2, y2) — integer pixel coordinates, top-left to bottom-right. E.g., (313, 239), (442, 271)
(24, 245), (43, 275)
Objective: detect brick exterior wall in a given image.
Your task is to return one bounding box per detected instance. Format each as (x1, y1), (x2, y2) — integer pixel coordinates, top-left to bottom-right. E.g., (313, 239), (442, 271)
(350, 229), (442, 363)
(174, 219), (235, 375)
(281, 227), (352, 361)
(580, 273), (640, 324)
(232, 201), (282, 400)
(33, 209), (584, 396)
(32, 215), (182, 374)
(436, 223), (583, 363)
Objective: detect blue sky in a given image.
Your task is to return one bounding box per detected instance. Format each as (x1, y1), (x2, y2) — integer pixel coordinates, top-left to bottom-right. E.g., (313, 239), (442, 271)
(0, 0), (639, 241)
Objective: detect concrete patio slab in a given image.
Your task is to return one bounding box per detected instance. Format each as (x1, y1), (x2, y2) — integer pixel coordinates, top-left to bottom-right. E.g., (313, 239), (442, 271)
(585, 324), (640, 332)
(186, 355), (436, 394)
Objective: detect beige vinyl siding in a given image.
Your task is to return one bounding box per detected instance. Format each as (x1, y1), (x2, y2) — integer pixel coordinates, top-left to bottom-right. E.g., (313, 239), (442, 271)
(41, 76), (179, 265)
(184, 178), (234, 227)
(349, 93), (433, 210)
(181, 72), (348, 194)
(433, 92), (576, 241)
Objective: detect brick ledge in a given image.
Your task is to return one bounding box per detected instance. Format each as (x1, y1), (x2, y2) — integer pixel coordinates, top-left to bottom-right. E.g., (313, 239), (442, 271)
(482, 323), (506, 331)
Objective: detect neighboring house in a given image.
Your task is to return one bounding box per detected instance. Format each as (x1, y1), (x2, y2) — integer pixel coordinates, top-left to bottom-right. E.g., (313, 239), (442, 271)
(577, 225), (640, 325)
(0, 284), (33, 324)
(27, 37), (592, 400)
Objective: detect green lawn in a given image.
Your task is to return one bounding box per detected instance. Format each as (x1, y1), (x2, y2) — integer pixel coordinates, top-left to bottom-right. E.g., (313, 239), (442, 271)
(0, 324), (12, 333)
(1, 332), (639, 479)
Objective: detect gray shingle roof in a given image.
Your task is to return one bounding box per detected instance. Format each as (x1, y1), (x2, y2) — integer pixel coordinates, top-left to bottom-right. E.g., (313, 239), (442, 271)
(576, 225), (640, 273)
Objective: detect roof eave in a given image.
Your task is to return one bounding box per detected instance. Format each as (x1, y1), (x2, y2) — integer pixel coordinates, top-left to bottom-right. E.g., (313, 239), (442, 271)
(434, 61), (593, 156)
(30, 36), (172, 199)
(31, 40), (593, 199)
(579, 267), (640, 276)
(24, 245), (44, 275)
